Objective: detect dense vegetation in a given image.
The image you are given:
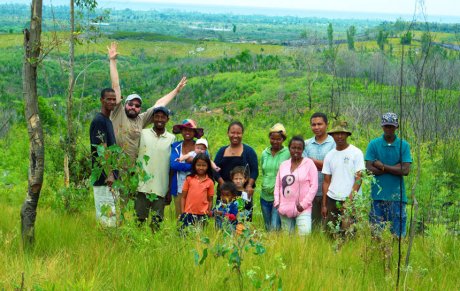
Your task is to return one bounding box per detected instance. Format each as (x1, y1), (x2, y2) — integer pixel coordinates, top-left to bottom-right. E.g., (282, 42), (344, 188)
(0, 4), (459, 290)
(0, 3), (377, 40)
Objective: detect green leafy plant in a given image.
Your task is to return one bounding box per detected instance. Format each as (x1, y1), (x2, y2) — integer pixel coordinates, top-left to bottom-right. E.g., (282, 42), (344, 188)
(54, 184), (90, 213)
(246, 254), (285, 290)
(326, 171), (375, 249)
(91, 143), (152, 222)
(193, 225), (268, 290)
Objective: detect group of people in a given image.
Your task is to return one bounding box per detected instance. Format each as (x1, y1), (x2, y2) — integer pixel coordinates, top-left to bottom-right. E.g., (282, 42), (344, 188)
(90, 43), (412, 237)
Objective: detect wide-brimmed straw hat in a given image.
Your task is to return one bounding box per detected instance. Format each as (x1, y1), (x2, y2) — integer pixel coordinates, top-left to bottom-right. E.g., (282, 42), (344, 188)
(328, 121), (352, 136)
(172, 119), (204, 138)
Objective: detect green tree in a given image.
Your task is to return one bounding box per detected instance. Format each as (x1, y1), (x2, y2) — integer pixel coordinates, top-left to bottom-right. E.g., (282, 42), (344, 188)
(376, 30), (388, 51)
(327, 23), (333, 48)
(346, 25), (356, 50)
(421, 31), (432, 55)
(394, 18), (406, 32)
(400, 31), (412, 45)
(300, 29), (308, 39)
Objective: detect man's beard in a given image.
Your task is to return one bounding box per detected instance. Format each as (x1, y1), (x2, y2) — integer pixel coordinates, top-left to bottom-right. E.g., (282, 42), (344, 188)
(125, 109), (138, 118)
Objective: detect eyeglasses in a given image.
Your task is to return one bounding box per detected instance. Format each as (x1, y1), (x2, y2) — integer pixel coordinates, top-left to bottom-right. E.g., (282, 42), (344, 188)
(128, 102), (141, 108)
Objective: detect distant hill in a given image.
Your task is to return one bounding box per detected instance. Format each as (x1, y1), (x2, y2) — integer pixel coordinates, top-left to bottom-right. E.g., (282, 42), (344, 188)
(2, 0), (460, 23)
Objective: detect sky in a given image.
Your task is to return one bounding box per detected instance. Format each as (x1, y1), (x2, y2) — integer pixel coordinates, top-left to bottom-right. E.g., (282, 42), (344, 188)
(122, 0), (460, 16)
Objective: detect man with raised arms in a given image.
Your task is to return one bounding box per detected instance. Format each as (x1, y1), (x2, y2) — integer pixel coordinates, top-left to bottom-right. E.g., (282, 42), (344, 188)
(108, 42), (187, 161)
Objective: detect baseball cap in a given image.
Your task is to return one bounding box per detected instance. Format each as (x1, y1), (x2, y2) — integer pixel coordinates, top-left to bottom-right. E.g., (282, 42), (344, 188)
(153, 106), (170, 117)
(381, 112), (399, 127)
(125, 94), (142, 104)
(195, 138), (208, 148)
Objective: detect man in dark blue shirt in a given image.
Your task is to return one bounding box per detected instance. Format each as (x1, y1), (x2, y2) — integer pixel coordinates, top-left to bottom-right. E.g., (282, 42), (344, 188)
(365, 112), (412, 237)
(89, 88), (117, 227)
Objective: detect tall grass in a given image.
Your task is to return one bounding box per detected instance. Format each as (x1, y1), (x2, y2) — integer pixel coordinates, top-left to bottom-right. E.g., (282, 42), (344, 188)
(1, 199), (458, 290)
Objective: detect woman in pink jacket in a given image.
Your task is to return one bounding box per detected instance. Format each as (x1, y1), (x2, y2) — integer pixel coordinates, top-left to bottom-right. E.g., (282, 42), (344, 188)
(274, 136), (318, 235)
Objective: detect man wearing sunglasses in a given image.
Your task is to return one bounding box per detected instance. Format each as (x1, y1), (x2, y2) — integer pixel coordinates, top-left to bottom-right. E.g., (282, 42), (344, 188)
(108, 42), (187, 161)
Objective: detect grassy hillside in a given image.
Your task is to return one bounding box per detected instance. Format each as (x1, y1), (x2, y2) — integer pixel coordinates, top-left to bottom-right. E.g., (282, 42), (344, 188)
(1, 27), (459, 289)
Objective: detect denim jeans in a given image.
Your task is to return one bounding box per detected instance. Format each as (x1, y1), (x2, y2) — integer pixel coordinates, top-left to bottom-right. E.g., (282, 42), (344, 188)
(180, 213), (208, 228)
(260, 198), (281, 231)
(370, 200), (407, 237)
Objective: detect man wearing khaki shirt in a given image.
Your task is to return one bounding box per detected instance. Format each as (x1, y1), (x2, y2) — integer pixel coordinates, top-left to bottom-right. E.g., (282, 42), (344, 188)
(108, 42), (187, 161)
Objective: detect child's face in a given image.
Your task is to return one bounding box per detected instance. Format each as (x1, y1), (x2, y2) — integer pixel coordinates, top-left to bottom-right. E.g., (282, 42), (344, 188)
(232, 173), (246, 190)
(195, 144), (207, 154)
(195, 159), (208, 175)
(221, 190), (234, 204)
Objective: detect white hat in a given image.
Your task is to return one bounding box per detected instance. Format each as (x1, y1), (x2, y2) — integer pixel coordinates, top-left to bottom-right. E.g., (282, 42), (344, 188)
(195, 138), (208, 148)
(125, 94), (142, 104)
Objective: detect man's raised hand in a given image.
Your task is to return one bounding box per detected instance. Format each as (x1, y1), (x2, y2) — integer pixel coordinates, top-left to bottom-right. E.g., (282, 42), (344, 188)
(175, 76), (188, 93)
(108, 42), (118, 60)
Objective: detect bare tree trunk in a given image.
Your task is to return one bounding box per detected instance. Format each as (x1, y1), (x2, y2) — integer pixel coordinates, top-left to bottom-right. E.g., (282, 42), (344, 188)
(405, 82), (424, 268)
(380, 52), (386, 112)
(21, 0), (44, 246)
(65, 0), (76, 187)
(306, 67), (318, 110)
(433, 58), (438, 144)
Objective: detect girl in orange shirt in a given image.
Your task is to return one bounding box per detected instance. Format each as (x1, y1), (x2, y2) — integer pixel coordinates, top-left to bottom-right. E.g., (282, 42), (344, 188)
(180, 153), (215, 228)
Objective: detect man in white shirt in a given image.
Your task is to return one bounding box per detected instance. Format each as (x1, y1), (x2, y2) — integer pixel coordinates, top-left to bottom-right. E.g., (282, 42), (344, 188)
(322, 122), (365, 231)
